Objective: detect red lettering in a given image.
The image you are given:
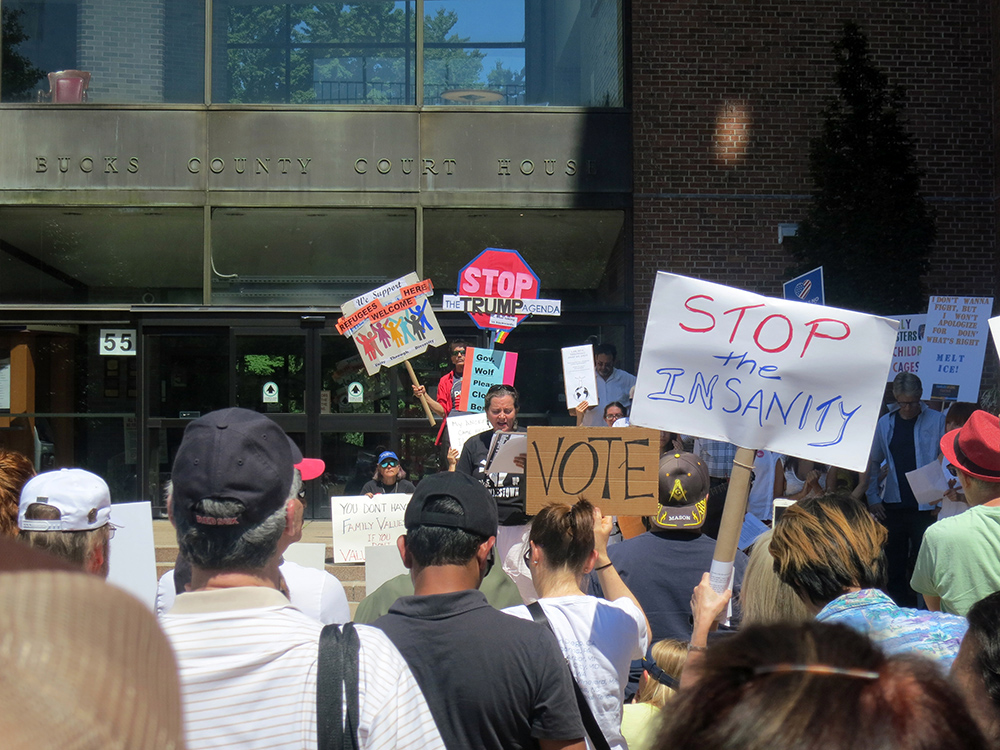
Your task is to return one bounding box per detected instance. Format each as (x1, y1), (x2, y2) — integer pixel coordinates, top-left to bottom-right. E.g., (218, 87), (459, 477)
(680, 295), (716, 333)
(801, 318), (851, 358)
(753, 314), (794, 353)
(722, 304), (766, 343)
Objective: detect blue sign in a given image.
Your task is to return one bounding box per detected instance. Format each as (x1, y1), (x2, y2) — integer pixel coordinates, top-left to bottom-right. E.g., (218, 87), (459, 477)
(783, 267), (825, 306)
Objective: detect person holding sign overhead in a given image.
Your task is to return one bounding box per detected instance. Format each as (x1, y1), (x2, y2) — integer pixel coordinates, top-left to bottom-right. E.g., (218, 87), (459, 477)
(412, 339), (469, 419)
(579, 344), (637, 427)
(457, 383), (533, 601)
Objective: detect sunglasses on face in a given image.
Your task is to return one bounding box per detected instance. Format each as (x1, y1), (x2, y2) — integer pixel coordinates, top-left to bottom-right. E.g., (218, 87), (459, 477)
(452, 349), (466, 357)
(380, 459), (399, 468)
(947, 464), (959, 477)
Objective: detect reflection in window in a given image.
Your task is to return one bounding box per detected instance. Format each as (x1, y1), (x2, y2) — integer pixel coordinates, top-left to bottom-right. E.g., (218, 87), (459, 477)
(211, 208), (416, 305)
(425, 0), (623, 107)
(0, 207), (203, 304)
(423, 209), (627, 308)
(1, 1), (205, 103)
(216, 1), (416, 104)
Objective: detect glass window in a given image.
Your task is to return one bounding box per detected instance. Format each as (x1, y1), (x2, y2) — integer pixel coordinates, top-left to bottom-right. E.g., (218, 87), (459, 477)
(0, 207), (203, 304)
(424, 0), (623, 107)
(211, 207), (416, 305)
(214, 1), (416, 104)
(422, 209), (627, 309)
(1, 1), (206, 103)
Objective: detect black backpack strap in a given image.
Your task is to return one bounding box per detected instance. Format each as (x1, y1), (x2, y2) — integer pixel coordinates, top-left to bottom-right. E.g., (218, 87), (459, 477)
(526, 602), (612, 750)
(317, 622), (361, 750)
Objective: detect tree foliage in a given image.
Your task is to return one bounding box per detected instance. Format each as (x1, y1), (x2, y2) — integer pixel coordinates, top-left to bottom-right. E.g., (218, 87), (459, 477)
(785, 21), (935, 315)
(2, 7), (46, 101)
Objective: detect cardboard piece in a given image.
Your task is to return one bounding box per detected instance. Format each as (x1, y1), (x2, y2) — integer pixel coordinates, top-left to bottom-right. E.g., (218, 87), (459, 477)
(525, 426), (659, 516)
(330, 494), (409, 563)
(457, 347), (519, 412)
(283, 542), (327, 571)
(918, 296), (993, 401)
(562, 344), (599, 410)
(107, 501), (158, 610)
(888, 314), (926, 381)
(365, 544), (409, 594)
(446, 412), (491, 451)
(632, 272), (898, 472)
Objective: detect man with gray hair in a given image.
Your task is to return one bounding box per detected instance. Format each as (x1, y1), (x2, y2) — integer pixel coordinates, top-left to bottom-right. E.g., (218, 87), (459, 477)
(867, 371), (945, 607)
(160, 407), (444, 750)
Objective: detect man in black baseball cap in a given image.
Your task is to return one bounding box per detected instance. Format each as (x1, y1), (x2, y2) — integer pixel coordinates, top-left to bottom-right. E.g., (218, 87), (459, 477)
(374, 471), (585, 750)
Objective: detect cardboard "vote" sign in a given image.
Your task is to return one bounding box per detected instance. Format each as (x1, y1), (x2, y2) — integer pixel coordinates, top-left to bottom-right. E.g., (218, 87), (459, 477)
(525, 427), (660, 516)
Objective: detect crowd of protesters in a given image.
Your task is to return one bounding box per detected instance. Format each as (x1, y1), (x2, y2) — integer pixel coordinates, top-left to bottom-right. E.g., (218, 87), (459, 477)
(1, 346), (1000, 750)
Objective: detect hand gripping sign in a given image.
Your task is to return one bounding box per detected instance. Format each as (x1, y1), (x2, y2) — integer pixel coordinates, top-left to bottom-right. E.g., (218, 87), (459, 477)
(631, 272), (898, 592)
(442, 248), (561, 339)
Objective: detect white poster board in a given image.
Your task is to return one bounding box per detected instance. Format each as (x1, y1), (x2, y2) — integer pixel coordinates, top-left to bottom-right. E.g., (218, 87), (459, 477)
(107, 501), (158, 610)
(631, 272), (897, 471)
(330, 494), (408, 563)
(918, 296), (993, 401)
(888, 314), (926, 381)
(561, 344), (599, 410)
(446, 412), (491, 451)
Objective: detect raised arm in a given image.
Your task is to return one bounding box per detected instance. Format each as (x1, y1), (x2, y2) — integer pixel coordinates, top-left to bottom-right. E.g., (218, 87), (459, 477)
(592, 507), (651, 640)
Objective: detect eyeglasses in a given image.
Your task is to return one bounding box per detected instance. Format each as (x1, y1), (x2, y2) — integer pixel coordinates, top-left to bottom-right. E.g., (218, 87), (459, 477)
(896, 398), (921, 408)
(523, 544), (533, 568)
(947, 464), (959, 477)
(604, 413), (623, 423)
(379, 459), (399, 468)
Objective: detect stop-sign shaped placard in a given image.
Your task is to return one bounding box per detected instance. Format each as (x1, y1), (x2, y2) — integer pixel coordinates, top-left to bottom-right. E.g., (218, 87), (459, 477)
(457, 248), (540, 330)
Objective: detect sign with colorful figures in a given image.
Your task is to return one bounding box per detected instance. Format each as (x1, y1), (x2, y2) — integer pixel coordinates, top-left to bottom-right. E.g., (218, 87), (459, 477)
(337, 273), (447, 375)
(457, 347), (519, 412)
(918, 296), (993, 402)
(442, 248), (561, 335)
(631, 272), (898, 472)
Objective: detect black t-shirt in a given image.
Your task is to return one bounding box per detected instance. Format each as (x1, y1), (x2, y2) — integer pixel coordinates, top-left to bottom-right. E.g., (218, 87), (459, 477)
(373, 590), (584, 750)
(456, 429), (527, 525)
(890, 412), (919, 509)
(360, 478), (416, 495)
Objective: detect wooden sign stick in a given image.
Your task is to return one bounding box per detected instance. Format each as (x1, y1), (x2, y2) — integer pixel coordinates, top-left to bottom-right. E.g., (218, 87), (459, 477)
(404, 360), (436, 426)
(708, 446), (756, 593)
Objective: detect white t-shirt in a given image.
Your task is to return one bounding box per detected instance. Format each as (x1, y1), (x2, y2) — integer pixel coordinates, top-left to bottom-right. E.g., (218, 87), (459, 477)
(160, 587), (444, 750)
(155, 559), (350, 625)
(504, 595), (648, 750)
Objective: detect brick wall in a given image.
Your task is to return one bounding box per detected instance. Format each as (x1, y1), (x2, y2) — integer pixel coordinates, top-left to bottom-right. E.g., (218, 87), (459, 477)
(79, 0), (165, 102)
(632, 0), (997, 348)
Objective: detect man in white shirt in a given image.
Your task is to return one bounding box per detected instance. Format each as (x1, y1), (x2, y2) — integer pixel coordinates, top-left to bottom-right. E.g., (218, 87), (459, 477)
(160, 407), (444, 750)
(580, 343), (638, 426)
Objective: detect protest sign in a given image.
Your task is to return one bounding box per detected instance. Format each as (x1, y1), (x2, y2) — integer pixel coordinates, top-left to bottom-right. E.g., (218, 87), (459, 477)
(446, 411), (491, 451)
(562, 344), (599, 410)
(631, 272), (897, 472)
(107, 501), (157, 610)
(888, 314), (926, 380)
(918, 296), (993, 401)
(989, 315), (1000, 362)
(783, 266), (825, 306)
(525, 426), (659, 516)
(457, 347), (518, 412)
(330, 495), (408, 563)
(338, 273), (446, 376)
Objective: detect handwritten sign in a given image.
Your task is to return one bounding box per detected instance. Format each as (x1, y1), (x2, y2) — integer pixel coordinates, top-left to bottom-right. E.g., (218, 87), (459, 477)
(338, 273), (447, 375)
(525, 427), (659, 515)
(457, 347), (518, 412)
(446, 412), (491, 451)
(631, 273), (897, 472)
(918, 296), (993, 401)
(330, 495), (409, 563)
(888, 314), (926, 380)
(562, 344), (599, 410)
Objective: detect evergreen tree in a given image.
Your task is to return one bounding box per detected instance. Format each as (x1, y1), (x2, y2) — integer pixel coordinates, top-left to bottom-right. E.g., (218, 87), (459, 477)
(785, 21), (935, 315)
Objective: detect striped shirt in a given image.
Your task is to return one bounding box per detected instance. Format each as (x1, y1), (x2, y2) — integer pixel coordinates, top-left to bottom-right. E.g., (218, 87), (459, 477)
(161, 587), (444, 750)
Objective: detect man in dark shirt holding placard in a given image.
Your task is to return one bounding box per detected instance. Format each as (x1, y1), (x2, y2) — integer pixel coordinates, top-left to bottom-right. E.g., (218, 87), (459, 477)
(866, 372), (945, 607)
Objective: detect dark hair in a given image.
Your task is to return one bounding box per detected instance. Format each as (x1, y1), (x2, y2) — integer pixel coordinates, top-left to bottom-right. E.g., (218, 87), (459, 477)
(0, 449), (34, 538)
(450, 339), (470, 354)
(769, 493), (887, 607)
(966, 591), (1000, 710)
(484, 383), (519, 411)
(530, 498), (595, 573)
(655, 622), (989, 750)
(594, 343), (617, 360)
(946, 401), (979, 427)
(405, 496), (488, 568)
(603, 402), (626, 418)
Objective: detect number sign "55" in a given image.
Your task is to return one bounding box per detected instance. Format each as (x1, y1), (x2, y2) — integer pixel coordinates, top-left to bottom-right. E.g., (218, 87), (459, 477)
(100, 329), (137, 356)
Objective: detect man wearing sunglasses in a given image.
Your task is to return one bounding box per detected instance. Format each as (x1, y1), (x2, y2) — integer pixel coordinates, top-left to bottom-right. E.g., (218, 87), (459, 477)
(412, 340), (471, 420)
(912, 410), (1000, 616)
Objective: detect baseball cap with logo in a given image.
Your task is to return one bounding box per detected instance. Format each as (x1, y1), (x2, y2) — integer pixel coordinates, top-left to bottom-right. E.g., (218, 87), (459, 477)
(18, 468), (112, 532)
(651, 452), (710, 530)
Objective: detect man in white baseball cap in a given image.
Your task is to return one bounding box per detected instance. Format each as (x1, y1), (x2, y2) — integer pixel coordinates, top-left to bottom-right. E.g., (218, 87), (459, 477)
(18, 468), (115, 577)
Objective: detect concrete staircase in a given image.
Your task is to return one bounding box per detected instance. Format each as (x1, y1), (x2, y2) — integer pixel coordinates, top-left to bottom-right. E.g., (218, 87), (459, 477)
(153, 520), (368, 615)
